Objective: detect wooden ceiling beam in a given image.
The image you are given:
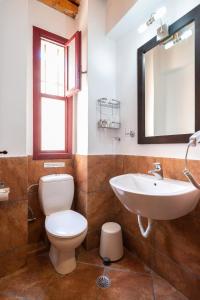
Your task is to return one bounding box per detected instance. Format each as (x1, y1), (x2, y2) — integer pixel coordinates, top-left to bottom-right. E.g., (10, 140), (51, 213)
(38, 0), (79, 18)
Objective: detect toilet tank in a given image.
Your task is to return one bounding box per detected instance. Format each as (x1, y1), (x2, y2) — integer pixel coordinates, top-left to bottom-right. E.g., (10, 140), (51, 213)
(39, 174), (74, 216)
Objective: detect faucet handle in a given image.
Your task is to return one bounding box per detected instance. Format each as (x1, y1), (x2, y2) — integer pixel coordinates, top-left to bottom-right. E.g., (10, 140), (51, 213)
(153, 162), (162, 169)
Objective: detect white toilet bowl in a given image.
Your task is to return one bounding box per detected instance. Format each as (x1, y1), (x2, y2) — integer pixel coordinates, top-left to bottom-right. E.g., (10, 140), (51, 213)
(45, 210), (88, 274)
(38, 174), (88, 275)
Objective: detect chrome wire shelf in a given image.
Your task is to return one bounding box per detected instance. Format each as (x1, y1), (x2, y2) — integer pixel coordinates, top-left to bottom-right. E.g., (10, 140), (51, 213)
(97, 98), (120, 108)
(97, 98), (121, 129)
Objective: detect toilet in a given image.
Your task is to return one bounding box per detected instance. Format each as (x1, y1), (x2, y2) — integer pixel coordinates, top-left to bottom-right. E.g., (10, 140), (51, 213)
(39, 174), (88, 275)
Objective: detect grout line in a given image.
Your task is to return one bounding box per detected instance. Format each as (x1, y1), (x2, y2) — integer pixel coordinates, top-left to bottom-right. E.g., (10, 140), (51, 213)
(124, 229), (200, 280)
(150, 271), (189, 300)
(124, 247), (152, 272)
(108, 265), (151, 276)
(78, 261), (152, 277)
(150, 270), (156, 300)
(77, 261), (104, 269)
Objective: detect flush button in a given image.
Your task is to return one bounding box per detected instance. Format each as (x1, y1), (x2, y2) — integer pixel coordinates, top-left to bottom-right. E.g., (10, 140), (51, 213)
(44, 162), (65, 168)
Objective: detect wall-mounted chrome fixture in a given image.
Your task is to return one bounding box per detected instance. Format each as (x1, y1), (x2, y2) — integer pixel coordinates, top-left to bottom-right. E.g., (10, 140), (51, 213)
(157, 23), (169, 41)
(184, 131), (200, 189)
(44, 162), (65, 168)
(125, 129), (135, 138)
(138, 6), (167, 34)
(162, 28), (193, 50)
(112, 137), (121, 142)
(97, 98), (121, 130)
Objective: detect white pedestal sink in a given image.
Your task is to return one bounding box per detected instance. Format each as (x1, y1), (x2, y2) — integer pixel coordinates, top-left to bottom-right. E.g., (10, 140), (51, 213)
(110, 174), (200, 220)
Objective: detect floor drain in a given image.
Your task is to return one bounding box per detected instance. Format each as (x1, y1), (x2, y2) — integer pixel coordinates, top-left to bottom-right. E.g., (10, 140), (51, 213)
(96, 275), (111, 289)
(96, 257), (112, 289)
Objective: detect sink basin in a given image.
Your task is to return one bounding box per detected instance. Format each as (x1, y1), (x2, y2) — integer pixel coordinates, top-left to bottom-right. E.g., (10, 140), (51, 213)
(110, 174), (200, 220)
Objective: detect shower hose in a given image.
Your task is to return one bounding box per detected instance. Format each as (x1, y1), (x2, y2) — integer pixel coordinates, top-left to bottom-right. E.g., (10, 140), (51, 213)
(183, 141), (200, 189)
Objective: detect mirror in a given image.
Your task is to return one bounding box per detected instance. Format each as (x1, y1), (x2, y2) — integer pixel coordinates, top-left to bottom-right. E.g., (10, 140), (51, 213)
(145, 22), (195, 137)
(138, 6), (200, 144)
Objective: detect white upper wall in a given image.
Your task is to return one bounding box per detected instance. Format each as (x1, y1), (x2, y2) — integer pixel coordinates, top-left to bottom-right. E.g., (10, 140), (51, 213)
(29, 0), (75, 38)
(115, 0), (200, 159)
(87, 0), (117, 154)
(75, 0), (89, 155)
(0, 0), (28, 156)
(106, 0), (137, 33)
(0, 0), (76, 157)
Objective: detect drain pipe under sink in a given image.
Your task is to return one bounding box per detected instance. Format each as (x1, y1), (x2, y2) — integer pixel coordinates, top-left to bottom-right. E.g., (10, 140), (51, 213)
(137, 215), (153, 238)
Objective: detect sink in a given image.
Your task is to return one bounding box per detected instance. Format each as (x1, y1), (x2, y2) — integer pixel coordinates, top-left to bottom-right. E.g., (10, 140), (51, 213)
(110, 174), (200, 220)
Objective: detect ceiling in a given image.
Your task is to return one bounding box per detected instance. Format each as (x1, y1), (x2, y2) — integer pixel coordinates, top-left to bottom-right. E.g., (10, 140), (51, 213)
(38, 0), (80, 18)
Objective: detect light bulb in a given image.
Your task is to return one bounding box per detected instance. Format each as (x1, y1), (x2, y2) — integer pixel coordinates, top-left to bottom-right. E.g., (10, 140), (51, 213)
(154, 6), (167, 21)
(181, 29), (193, 40)
(164, 40), (174, 50)
(138, 22), (148, 34)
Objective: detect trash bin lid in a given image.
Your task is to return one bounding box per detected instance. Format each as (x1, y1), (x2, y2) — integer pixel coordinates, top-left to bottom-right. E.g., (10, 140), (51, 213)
(102, 222), (121, 234)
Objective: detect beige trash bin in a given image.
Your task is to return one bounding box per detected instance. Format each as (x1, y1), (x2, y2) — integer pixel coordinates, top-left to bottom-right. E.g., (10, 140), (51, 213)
(100, 222), (123, 262)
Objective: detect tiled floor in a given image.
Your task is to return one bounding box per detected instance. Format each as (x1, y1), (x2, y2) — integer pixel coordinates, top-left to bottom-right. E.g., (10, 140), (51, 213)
(0, 248), (187, 300)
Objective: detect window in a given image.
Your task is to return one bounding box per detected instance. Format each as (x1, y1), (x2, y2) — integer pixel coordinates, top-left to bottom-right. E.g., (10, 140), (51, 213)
(33, 27), (81, 159)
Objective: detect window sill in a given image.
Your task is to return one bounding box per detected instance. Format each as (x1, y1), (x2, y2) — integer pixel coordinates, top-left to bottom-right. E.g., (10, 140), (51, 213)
(33, 152), (72, 160)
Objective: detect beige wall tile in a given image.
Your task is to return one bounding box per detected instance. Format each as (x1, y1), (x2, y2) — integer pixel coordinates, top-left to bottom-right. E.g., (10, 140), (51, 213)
(0, 200), (28, 253)
(0, 157), (28, 201)
(28, 156), (74, 185)
(74, 155), (88, 193)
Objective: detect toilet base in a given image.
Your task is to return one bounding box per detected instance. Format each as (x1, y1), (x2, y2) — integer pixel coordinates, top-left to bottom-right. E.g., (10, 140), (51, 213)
(49, 245), (76, 275)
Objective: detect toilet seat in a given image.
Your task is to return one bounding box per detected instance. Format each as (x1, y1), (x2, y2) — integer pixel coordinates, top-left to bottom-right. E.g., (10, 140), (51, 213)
(45, 210), (87, 238)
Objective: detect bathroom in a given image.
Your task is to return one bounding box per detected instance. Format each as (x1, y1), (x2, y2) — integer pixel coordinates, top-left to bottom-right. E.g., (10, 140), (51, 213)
(0, 0), (200, 299)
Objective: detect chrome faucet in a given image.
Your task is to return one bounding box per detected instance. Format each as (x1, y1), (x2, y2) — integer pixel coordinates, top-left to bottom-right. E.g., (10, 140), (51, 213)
(148, 162), (163, 180)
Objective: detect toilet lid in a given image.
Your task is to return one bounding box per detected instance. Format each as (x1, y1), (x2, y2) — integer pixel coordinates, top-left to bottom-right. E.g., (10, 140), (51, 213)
(45, 210), (88, 238)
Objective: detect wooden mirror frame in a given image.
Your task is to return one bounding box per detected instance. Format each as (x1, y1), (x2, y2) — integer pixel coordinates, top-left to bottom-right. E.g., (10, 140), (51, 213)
(138, 5), (200, 144)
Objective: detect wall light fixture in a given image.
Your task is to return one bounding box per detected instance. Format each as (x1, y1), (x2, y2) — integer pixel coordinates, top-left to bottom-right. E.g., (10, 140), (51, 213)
(163, 29), (193, 50)
(138, 6), (167, 34)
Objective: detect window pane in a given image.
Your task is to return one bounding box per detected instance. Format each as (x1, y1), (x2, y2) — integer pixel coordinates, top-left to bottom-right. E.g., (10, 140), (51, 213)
(41, 98), (66, 151)
(41, 40), (65, 96)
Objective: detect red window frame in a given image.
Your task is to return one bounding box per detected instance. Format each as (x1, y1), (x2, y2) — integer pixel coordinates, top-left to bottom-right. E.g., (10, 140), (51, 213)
(66, 31), (82, 95)
(33, 26), (73, 160)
